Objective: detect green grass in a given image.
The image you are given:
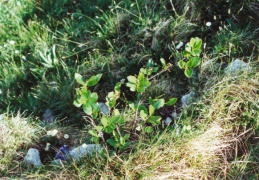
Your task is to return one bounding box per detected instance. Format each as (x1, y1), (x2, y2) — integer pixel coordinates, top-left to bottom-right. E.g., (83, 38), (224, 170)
(0, 0), (258, 179)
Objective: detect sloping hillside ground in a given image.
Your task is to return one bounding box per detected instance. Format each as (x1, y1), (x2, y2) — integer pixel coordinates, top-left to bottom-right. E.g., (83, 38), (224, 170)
(0, 0), (258, 179)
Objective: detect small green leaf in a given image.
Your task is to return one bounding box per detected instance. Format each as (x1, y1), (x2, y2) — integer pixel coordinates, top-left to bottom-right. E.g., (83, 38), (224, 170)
(105, 123), (116, 133)
(166, 98), (177, 106)
(124, 133), (130, 140)
(140, 110), (148, 120)
(154, 99), (165, 109)
(127, 76), (137, 83)
(191, 49), (201, 56)
(178, 60), (186, 69)
(149, 105), (155, 116)
(186, 57), (201, 68)
(96, 126), (103, 131)
(89, 130), (98, 137)
(128, 101), (135, 111)
(114, 82), (122, 92)
(101, 116), (108, 127)
(148, 116), (162, 125)
(149, 97), (154, 105)
(185, 43), (192, 52)
(160, 58), (167, 68)
(73, 99), (82, 107)
(107, 139), (117, 146)
(83, 103), (92, 115)
(87, 74), (102, 86)
(111, 115), (121, 123)
(144, 126), (153, 133)
(184, 68), (193, 78)
(193, 37), (202, 50)
(126, 82), (137, 92)
(75, 73), (85, 85)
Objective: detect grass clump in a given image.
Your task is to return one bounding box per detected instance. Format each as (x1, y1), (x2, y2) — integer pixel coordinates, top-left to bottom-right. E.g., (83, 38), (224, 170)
(0, 113), (40, 176)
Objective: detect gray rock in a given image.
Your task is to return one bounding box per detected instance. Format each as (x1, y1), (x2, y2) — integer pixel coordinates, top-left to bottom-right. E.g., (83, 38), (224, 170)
(98, 102), (109, 115)
(43, 109), (55, 125)
(225, 59), (251, 75)
(24, 148), (43, 167)
(171, 111), (178, 119)
(165, 117), (172, 126)
(69, 144), (102, 160)
(181, 91), (195, 107)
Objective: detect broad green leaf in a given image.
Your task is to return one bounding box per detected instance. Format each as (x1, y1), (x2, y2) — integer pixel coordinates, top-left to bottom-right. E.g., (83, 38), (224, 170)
(87, 74), (102, 86)
(83, 103), (92, 115)
(138, 105), (148, 115)
(144, 126), (153, 133)
(105, 123), (115, 133)
(186, 57), (201, 68)
(127, 76), (137, 83)
(73, 99), (82, 107)
(126, 82), (136, 92)
(107, 139), (117, 146)
(138, 72), (145, 83)
(190, 38), (196, 48)
(114, 82), (122, 92)
(140, 110), (148, 120)
(75, 73), (85, 85)
(113, 109), (120, 116)
(160, 58), (167, 68)
(101, 116), (108, 127)
(191, 49), (201, 56)
(90, 92), (98, 102)
(185, 43), (192, 52)
(148, 116), (162, 125)
(89, 130), (98, 137)
(111, 115), (121, 123)
(91, 137), (99, 143)
(166, 98), (177, 106)
(128, 101), (135, 110)
(178, 60), (186, 69)
(149, 105), (155, 116)
(149, 97), (154, 105)
(96, 126), (103, 131)
(92, 103), (99, 119)
(154, 99), (165, 109)
(184, 68), (193, 78)
(193, 37), (202, 50)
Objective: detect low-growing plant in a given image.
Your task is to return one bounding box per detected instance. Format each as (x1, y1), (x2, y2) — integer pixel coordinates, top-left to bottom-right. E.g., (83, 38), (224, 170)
(73, 37), (202, 152)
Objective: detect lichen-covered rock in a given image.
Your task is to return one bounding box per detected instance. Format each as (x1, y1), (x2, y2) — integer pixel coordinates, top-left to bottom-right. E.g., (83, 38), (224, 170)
(181, 91), (195, 107)
(98, 102), (109, 115)
(225, 59), (251, 75)
(24, 148), (43, 167)
(69, 144), (102, 160)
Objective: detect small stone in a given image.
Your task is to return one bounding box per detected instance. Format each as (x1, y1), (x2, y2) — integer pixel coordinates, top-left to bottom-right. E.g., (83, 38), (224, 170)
(171, 111), (178, 119)
(165, 117), (172, 125)
(181, 91), (195, 107)
(98, 102), (109, 115)
(43, 109), (55, 125)
(225, 59), (251, 75)
(24, 148), (43, 167)
(69, 144), (102, 160)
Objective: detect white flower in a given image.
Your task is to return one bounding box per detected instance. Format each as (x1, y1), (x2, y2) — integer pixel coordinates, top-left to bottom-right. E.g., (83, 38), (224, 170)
(15, 50), (19, 54)
(120, 79), (125, 83)
(176, 41), (184, 49)
(47, 129), (58, 136)
(45, 143), (51, 151)
(17, 2), (21, 6)
(82, 143), (88, 148)
(228, 9), (231, 15)
(9, 40), (15, 45)
(51, 129), (58, 136)
(47, 130), (52, 136)
(64, 134), (69, 139)
(206, 22), (212, 27)
(136, 125), (141, 131)
(214, 15), (217, 20)
(22, 55), (26, 60)
(4, 44), (7, 47)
